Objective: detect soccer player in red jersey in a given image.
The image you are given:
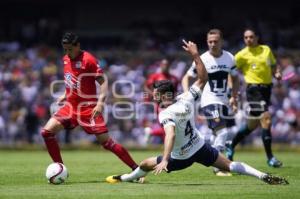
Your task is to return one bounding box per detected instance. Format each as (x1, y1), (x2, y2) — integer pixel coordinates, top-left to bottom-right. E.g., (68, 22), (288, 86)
(143, 59), (179, 143)
(144, 59), (179, 101)
(41, 32), (138, 170)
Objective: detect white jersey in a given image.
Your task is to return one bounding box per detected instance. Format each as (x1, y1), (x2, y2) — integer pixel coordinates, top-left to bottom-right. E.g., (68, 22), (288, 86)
(158, 86), (205, 160)
(187, 50), (237, 108)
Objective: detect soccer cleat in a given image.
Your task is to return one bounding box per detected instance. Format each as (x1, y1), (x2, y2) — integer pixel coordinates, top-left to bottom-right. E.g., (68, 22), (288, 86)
(267, 157), (283, 168)
(225, 144), (234, 161)
(262, 174), (289, 185)
(106, 175), (122, 184)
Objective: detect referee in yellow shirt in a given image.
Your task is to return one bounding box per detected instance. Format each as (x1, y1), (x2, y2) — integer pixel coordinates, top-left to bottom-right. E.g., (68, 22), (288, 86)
(226, 28), (283, 167)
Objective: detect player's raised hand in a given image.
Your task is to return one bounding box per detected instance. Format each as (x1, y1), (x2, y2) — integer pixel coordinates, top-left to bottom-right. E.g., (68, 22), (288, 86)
(153, 160), (168, 175)
(182, 39), (199, 57)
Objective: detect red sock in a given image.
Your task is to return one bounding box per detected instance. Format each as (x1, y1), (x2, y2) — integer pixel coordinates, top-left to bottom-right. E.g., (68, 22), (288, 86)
(41, 129), (63, 164)
(102, 138), (138, 170)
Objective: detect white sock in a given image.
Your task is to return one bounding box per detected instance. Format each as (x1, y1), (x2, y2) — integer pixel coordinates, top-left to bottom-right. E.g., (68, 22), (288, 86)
(213, 128), (228, 152)
(229, 162), (266, 179)
(120, 167), (148, 182)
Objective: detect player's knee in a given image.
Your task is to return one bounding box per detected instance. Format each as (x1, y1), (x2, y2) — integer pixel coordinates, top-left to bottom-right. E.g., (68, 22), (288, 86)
(41, 129), (55, 138)
(140, 160), (152, 171)
(261, 112), (271, 127)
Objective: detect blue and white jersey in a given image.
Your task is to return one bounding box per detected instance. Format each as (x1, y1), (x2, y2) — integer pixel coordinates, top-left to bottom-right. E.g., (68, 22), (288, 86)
(158, 86), (205, 160)
(189, 50), (237, 107)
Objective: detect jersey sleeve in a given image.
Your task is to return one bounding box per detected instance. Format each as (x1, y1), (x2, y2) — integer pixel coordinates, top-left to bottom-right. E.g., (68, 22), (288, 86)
(229, 53), (238, 76)
(88, 57), (104, 78)
(159, 111), (175, 128)
(268, 48), (276, 67)
(234, 52), (244, 70)
(188, 84), (202, 101)
(177, 84), (202, 102)
(186, 62), (198, 78)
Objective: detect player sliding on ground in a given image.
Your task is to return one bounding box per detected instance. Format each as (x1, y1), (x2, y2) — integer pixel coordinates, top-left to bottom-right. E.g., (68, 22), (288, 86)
(106, 40), (288, 185)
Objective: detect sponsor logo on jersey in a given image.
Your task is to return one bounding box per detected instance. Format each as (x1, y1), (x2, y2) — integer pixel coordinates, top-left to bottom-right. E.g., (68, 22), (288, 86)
(65, 73), (72, 81)
(210, 64), (227, 70)
(179, 134), (200, 155)
(65, 73), (80, 89)
(65, 73), (72, 88)
(64, 61), (68, 65)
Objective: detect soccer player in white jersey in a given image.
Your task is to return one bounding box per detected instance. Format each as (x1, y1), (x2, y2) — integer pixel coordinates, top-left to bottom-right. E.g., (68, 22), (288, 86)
(106, 40), (288, 185)
(182, 29), (239, 176)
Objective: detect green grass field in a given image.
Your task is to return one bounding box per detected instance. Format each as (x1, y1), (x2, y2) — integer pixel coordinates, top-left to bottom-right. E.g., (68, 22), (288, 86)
(1, 150), (299, 199)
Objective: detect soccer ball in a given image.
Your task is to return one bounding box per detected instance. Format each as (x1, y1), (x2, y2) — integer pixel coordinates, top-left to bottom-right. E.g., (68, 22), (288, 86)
(45, 163), (68, 184)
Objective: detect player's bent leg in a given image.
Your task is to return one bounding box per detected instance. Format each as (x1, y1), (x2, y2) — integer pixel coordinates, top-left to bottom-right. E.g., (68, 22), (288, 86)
(97, 134), (138, 170)
(41, 118), (65, 163)
(140, 157), (158, 171)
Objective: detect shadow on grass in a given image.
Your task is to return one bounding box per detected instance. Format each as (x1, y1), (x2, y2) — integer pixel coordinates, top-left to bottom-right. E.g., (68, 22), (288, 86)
(145, 182), (250, 186)
(63, 180), (105, 185)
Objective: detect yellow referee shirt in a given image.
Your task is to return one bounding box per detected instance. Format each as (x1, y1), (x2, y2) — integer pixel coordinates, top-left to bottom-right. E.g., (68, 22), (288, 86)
(235, 45), (276, 84)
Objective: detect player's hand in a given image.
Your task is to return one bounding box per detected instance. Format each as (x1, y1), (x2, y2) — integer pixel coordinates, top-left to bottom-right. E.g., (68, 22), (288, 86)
(56, 95), (66, 106)
(229, 97), (238, 113)
(91, 104), (104, 118)
(153, 160), (168, 175)
(182, 39), (199, 57)
(274, 71), (282, 81)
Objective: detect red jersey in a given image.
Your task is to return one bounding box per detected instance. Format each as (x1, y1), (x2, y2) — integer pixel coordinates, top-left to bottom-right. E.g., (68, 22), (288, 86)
(146, 72), (179, 91)
(63, 51), (103, 108)
(144, 72), (179, 102)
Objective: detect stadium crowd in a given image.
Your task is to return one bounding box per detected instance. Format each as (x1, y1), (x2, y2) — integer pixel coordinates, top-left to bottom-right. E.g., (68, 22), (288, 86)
(0, 40), (299, 148)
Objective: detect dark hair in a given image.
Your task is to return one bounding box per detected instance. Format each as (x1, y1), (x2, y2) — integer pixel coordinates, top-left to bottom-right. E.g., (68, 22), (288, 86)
(244, 28), (259, 37)
(207, 28), (223, 39)
(153, 80), (175, 95)
(61, 32), (79, 45)
(244, 27), (262, 43)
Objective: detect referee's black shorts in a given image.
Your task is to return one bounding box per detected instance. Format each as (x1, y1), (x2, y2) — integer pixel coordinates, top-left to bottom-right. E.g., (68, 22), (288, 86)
(246, 83), (272, 116)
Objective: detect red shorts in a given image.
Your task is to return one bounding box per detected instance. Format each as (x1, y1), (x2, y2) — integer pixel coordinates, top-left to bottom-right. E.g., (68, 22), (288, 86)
(53, 104), (108, 134)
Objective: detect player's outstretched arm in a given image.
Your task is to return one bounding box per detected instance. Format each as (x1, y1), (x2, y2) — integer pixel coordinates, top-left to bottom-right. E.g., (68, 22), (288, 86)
(153, 125), (175, 175)
(182, 39), (207, 89)
(181, 73), (194, 92)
